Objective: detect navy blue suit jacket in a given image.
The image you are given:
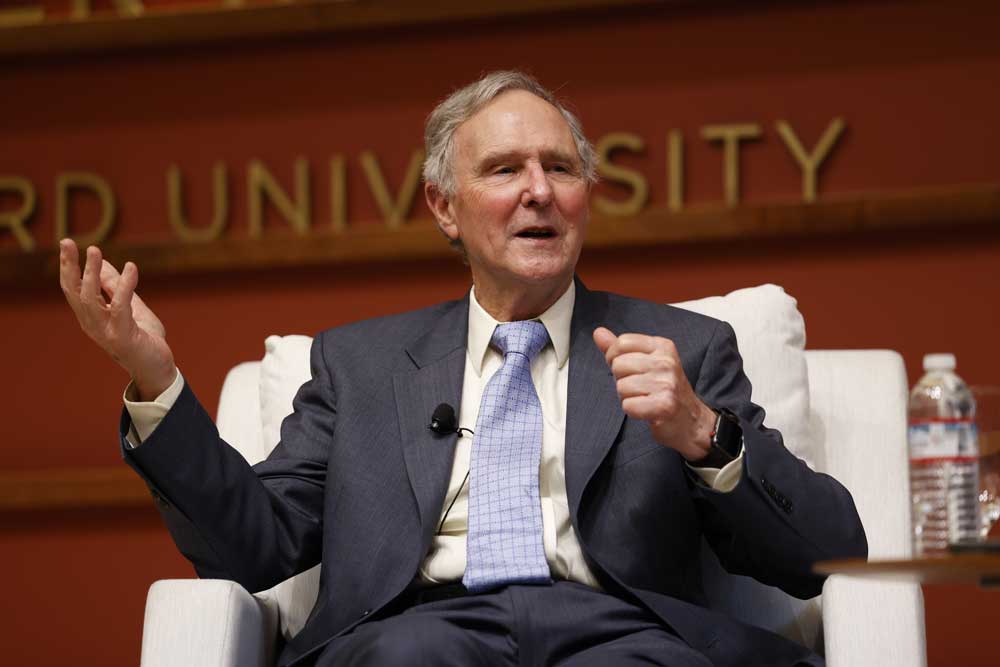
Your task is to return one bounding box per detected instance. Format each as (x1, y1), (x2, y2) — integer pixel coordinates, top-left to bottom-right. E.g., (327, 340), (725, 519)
(122, 280), (867, 666)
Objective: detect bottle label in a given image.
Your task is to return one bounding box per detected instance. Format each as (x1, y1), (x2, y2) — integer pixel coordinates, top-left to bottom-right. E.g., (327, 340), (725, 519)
(909, 419), (979, 464)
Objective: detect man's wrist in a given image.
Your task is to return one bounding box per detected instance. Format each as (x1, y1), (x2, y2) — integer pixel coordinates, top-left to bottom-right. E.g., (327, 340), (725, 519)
(124, 368), (184, 445)
(132, 364), (178, 402)
(689, 407), (742, 469)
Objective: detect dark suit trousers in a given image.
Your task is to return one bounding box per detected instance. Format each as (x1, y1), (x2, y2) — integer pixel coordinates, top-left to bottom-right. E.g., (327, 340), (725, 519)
(315, 581), (713, 667)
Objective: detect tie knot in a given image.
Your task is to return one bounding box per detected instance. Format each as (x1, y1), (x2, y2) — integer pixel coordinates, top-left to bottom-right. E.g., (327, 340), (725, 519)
(491, 321), (549, 362)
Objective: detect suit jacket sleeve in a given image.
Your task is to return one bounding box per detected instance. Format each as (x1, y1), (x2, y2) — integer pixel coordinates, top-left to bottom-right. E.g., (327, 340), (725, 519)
(121, 335), (335, 594)
(689, 320), (868, 599)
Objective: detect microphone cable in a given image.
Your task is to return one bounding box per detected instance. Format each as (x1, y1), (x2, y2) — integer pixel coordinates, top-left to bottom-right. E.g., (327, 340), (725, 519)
(428, 402), (473, 535)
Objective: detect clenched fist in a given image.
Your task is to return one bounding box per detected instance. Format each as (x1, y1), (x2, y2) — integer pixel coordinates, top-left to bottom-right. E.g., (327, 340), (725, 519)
(593, 326), (716, 463)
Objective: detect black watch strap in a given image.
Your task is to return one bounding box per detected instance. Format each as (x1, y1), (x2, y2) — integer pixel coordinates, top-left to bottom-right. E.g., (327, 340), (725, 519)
(692, 408), (743, 469)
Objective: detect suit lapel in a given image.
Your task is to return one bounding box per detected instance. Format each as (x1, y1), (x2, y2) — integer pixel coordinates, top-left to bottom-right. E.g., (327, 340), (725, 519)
(390, 282), (627, 543)
(393, 297), (469, 546)
(565, 279), (627, 521)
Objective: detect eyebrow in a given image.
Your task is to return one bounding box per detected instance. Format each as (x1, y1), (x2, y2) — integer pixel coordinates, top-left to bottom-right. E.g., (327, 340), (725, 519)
(475, 148), (579, 170)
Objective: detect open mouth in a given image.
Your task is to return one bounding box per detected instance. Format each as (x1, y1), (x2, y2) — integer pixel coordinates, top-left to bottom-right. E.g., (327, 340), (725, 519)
(515, 228), (557, 239)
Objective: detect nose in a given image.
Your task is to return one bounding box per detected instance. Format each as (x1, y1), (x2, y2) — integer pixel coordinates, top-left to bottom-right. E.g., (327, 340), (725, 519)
(520, 161), (553, 208)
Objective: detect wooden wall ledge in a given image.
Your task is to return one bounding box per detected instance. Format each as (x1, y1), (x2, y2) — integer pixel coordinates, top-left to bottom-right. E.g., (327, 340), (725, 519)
(0, 467), (151, 511)
(5, 184), (1000, 288)
(0, 0), (664, 58)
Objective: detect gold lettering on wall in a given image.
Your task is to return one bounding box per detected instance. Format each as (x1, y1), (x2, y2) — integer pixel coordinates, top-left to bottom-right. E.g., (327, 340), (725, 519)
(776, 118), (846, 203)
(248, 158), (311, 238)
(359, 149), (424, 229)
(167, 163), (229, 242)
(329, 155), (347, 231)
(0, 117), (853, 254)
(70, 0), (144, 19)
(55, 172), (116, 247)
(667, 130), (683, 213)
(593, 132), (648, 217)
(701, 123), (762, 207)
(0, 0), (315, 28)
(0, 5), (44, 27)
(0, 176), (37, 251)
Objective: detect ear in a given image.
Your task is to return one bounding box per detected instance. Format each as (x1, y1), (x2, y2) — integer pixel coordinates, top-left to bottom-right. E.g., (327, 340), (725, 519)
(425, 182), (459, 242)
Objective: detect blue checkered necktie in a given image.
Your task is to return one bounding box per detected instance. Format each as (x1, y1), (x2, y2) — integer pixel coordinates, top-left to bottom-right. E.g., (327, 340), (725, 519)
(463, 320), (552, 593)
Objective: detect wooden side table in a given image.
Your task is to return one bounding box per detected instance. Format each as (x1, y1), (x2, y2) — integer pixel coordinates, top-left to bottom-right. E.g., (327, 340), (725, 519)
(815, 554), (1000, 587)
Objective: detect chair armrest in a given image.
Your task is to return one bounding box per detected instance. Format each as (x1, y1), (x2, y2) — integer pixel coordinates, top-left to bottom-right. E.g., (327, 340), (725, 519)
(822, 576), (926, 667)
(805, 349), (912, 558)
(141, 579), (279, 667)
(806, 350), (926, 667)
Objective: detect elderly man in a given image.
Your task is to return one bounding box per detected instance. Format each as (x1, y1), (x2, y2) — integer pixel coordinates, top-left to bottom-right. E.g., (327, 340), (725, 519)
(60, 71), (866, 666)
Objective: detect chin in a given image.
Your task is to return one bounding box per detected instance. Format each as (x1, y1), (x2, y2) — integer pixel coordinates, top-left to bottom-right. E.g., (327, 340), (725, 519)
(509, 259), (573, 286)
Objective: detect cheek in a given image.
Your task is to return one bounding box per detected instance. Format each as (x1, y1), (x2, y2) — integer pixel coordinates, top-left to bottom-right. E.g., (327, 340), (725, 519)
(560, 187), (591, 228)
(458, 186), (521, 222)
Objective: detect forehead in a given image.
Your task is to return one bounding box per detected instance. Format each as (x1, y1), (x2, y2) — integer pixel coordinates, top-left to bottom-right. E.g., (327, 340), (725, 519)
(452, 89), (578, 166)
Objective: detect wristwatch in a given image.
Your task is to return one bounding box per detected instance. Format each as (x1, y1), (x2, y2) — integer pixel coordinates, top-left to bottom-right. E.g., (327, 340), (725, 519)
(694, 408), (743, 469)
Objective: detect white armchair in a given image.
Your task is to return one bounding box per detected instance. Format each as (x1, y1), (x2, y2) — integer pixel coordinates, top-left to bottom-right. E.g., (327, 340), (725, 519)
(139, 285), (926, 667)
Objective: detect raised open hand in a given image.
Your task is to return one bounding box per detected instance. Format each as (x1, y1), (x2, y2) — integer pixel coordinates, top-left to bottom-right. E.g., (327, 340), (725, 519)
(59, 239), (177, 401)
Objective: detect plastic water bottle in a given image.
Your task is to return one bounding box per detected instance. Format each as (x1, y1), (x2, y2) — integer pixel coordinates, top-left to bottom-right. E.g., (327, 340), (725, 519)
(909, 353), (980, 556)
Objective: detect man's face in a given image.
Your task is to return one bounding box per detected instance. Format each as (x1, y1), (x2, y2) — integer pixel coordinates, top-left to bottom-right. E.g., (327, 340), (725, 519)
(431, 90), (590, 297)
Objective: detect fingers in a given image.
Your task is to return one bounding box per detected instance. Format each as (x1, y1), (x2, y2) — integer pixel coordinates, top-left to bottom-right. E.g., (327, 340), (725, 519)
(59, 241), (129, 343)
(599, 332), (675, 366)
(99, 259), (121, 300)
(592, 327), (617, 355)
(597, 331), (685, 418)
(109, 261), (138, 332)
(616, 370), (676, 399)
(621, 394), (672, 422)
(598, 331), (677, 365)
(58, 238), (82, 301)
(80, 245), (104, 307)
(607, 351), (671, 379)
(597, 329), (708, 453)
(613, 333), (673, 357)
(100, 258), (151, 322)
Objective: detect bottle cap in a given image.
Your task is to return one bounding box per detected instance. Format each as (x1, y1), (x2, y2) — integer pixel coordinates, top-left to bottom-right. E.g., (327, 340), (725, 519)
(923, 353), (956, 371)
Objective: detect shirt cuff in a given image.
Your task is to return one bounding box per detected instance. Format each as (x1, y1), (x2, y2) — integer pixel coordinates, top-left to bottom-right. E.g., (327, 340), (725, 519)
(123, 368), (184, 447)
(688, 450), (744, 493)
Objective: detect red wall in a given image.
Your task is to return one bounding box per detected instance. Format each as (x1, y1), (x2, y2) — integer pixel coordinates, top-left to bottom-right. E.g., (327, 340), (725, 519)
(3, 1), (999, 664)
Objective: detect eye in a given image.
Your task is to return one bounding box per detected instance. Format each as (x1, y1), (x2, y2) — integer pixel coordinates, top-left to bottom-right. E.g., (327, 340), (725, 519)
(492, 166), (515, 175)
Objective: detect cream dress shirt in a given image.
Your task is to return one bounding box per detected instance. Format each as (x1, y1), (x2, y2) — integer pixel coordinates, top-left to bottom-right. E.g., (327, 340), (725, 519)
(124, 282), (742, 588)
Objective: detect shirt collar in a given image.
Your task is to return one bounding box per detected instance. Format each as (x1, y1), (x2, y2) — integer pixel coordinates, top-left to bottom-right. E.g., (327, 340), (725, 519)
(467, 281), (575, 376)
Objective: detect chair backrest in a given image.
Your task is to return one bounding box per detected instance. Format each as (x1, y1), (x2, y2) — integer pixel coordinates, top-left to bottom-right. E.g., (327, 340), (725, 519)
(216, 340), (318, 641)
(672, 285), (821, 650)
(214, 285), (911, 653)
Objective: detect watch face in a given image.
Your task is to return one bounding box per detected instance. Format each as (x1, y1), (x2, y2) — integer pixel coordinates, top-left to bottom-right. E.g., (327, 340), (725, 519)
(713, 413), (742, 458)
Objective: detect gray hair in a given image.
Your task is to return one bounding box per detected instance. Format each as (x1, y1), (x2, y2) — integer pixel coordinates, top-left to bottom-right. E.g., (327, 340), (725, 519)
(422, 70), (597, 197)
